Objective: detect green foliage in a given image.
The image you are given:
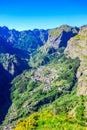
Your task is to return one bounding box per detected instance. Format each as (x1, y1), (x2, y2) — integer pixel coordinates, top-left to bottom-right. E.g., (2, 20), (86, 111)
(49, 29), (60, 38)
(54, 57), (80, 91)
(14, 30), (44, 52)
(73, 34), (86, 39)
(14, 110), (87, 130)
(29, 50), (46, 68)
(4, 52), (80, 125)
(29, 49), (51, 68)
(40, 94), (79, 115)
(76, 96), (85, 120)
(60, 25), (71, 32)
(0, 25), (86, 129)
(60, 25), (78, 33)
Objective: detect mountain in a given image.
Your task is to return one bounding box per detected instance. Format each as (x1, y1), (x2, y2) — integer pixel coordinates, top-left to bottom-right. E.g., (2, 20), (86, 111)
(6, 52), (80, 126)
(0, 36), (29, 59)
(0, 26), (48, 53)
(0, 25), (79, 53)
(47, 25), (79, 48)
(65, 26), (87, 96)
(0, 25), (87, 129)
(0, 53), (29, 124)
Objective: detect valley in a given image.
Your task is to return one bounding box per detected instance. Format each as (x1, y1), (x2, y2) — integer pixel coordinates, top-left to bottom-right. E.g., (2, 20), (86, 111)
(0, 25), (87, 129)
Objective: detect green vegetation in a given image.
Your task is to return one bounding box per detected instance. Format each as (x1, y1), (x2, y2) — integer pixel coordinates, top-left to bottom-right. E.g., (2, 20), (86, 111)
(14, 110), (87, 130)
(13, 93), (87, 129)
(1, 25), (87, 130)
(60, 25), (78, 33)
(40, 94), (87, 121)
(49, 29), (60, 38)
(73, 34), (86, 39)
(18, 31), (42, 52)
(0, 53), (29, 76)
(2, 50), (80, 127)
(29, 48), (56, 68)
(60, 25), (71, 32)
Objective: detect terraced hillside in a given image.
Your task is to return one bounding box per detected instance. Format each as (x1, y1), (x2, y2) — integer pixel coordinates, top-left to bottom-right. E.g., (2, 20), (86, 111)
(0, 25), (87, 130)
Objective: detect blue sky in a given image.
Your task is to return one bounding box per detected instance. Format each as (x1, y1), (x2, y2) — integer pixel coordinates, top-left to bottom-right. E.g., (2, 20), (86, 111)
(0, 0), (87, 30)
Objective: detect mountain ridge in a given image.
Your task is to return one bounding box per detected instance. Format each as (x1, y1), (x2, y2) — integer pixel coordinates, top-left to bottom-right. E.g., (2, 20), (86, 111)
(0, 24), (87, 129)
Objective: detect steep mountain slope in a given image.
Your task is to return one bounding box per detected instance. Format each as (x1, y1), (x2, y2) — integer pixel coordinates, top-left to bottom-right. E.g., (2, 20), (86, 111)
(0, 63), (12, 124)
(0, 25), (79, 53)
(14, 110), (87, 130)
(0, 28), (31, 124)
(0, 26), (48, 53)
(0, 54), (29, 77)
(0, 25), (87, 129)
(2, 51), (80, 128)
(42, 25), (79, 51)
(65, 26), (87, 96)
(0, 36), (29, 59)
(0, 54), (30, 125)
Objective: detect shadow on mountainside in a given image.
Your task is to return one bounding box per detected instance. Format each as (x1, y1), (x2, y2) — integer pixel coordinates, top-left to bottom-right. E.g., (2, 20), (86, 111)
(0, 64), (12, 124)
(0, 62), (30, 124)
(0, 36), (30, 59)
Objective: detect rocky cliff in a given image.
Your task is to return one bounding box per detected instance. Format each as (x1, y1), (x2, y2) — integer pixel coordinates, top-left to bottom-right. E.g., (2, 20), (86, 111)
(65, 26), (87, 95)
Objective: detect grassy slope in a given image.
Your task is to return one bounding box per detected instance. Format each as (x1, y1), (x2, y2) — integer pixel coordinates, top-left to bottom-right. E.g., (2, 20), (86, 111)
(14, 110), (87, 130)
(11, 27), (87, 129)
(2, 49), (82, 129)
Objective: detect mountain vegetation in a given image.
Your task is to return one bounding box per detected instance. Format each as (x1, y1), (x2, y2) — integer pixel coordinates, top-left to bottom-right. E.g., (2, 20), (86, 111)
(0, 25), (87, 130)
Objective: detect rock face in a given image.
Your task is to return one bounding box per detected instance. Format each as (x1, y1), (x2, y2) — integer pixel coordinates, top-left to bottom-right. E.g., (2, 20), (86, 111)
(0, 26), (48, 52)
(0, 36), (29, 59)
(0, 63), (12, 124)
(65, 26), (87, 96)
(0, 54), (29, 77)
(0, 25), (79, 54)
(0, 24), (86, 126)
(47, 25), (79, 49)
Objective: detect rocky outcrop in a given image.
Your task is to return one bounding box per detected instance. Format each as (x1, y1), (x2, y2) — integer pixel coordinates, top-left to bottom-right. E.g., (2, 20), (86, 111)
(0, 36), (29, 59)
(0, 26), (48, 53)
(47, 25), (79, 49)
(0, 25), (79, 55)
(0, 54), (29, 77)
(65, 26), (87, 96)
